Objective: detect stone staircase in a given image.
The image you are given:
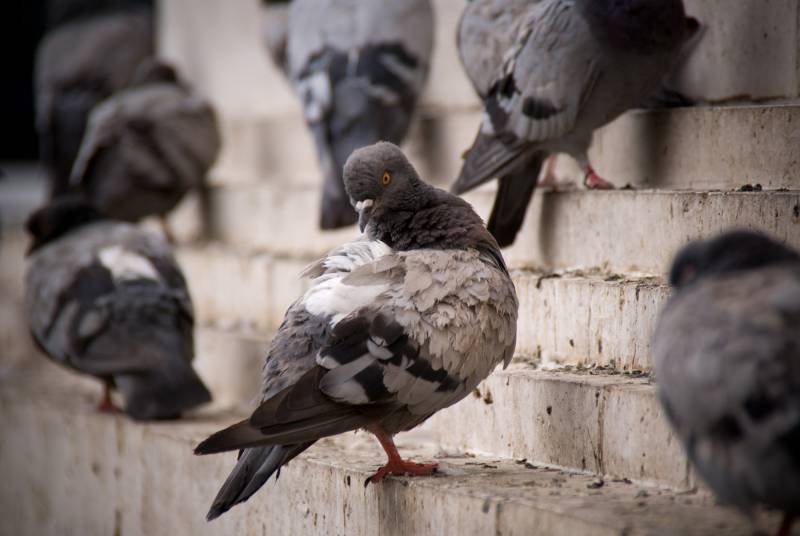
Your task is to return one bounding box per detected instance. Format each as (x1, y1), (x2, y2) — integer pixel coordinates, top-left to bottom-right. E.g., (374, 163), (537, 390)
(2, 0), (799, 534)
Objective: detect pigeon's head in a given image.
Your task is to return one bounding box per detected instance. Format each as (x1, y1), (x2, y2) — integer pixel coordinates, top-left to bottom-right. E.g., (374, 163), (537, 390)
(343, 142), (427, 233)
(25, 196), (105, 255)
(579, 0), (692, 52)
(669, 230), (800, 289)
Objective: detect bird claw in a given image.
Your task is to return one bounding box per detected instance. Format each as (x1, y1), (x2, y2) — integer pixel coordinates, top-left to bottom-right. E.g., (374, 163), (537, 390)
(364, 460), (439, 487)
(583, 168), (615, 190)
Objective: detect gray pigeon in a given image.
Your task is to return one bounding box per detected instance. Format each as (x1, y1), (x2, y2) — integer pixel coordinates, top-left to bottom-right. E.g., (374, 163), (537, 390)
(195, 142), (518, 520)
(452, 0), (697, 247)
(68, 59), (221, 227)
(286, 0), (434, 229)
(653, 231), (800, 536)
(35, 3), (154, 197)
(24, 197), (212, 419)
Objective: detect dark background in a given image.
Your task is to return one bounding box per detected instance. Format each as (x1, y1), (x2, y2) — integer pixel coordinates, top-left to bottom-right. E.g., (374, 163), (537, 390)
(1, 2), (46, 161)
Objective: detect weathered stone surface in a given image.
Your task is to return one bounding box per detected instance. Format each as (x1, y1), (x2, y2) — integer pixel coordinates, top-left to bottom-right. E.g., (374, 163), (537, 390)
(0, 364), (777, 536)
(423, 368), (691, 490)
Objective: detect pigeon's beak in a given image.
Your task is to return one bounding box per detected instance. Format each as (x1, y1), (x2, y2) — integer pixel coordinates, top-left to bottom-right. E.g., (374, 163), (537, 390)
(354, 198), (374, 233)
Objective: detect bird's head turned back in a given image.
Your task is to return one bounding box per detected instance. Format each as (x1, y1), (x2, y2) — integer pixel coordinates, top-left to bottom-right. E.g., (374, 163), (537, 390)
(343, 142), (503, 257)
(25, 196), (105, 254)
(344, 142), (427, 234)
(669, 230), (800, 289)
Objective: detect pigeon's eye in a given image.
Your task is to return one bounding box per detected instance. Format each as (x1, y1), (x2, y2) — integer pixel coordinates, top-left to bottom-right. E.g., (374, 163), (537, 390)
(382, 171), (391, 186)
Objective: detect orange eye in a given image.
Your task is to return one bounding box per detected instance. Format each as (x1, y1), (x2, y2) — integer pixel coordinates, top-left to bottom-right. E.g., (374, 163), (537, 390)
(382, 171), (391, 186)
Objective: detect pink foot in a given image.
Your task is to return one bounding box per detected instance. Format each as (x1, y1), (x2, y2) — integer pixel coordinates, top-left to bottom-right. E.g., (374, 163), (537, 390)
(365, 459), (439, 486)
(583, 167), (615, 190)
(96, 384), (120, 413)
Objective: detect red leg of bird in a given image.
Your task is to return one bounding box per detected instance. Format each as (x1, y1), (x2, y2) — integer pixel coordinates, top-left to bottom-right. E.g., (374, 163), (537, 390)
(777, 513), (796, 536)
(364, 426), (438, 486)
(96, 383), (119, 413)
(583, 165), (615, 190)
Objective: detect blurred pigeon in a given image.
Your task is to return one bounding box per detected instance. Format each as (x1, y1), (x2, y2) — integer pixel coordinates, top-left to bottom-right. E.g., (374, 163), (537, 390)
(45, 0), (152, 29)
(35, 3), (154, 197)
(195, 142), (518, 520)
(286, 0), (434, 229)
(24, 197), (211, 419)
(653, 231), (800, 536)
(452, 0), (698, 247)
(69, 59), (221, 231)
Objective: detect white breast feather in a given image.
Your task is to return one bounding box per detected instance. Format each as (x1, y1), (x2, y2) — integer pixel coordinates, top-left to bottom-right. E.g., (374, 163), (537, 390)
(98, 245), (160, 282)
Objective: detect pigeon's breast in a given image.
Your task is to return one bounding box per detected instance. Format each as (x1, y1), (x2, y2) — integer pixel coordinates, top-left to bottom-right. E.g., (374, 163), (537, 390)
(386, 248), (519, 391)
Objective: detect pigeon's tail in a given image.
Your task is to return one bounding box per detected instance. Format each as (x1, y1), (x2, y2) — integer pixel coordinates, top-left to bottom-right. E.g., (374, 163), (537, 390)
(310, 123), (359, 230)
(39, 86), (104, 198)
(487, 153), (545, 248)
(206, 443), (313, 521)
(451, 131), (529, 195)
(115, 357), (211, 420)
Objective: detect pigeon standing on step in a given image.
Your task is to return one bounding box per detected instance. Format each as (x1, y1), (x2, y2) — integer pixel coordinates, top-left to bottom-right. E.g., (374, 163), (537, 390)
(452, 0), (698, 247)
(68, 59), (221, 229)
(24, 197), (212, 420)
(195, 142), (518, 520)
(653, 231), (800, 536)
(35, 1), (154, 197)
(286, 0), (434, 229)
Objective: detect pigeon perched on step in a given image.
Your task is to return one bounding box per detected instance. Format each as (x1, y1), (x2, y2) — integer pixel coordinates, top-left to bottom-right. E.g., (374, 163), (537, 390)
(452, 0), (698, 247)
(24, 197), (211, 419)
(195, 142), (518, 520)
(286, 0), (434, 229)
(653, 231), (800, 536)
(68, 59), (220, 230)
(35, 2), (154, 197)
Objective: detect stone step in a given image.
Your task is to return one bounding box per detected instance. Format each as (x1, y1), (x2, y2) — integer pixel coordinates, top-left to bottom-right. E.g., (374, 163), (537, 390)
(202, 183), (800, 275)
(177, 243), (668, 370)
(209, 104), (800, 195)
(1, 363), (785, 536)
(159, 0), (800, 121)
(423, 367), (688, 490)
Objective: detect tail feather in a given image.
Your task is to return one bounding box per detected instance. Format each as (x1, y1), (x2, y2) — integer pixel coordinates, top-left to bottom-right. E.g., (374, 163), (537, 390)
(487, 153), (545, 247)
(452, 131), (529, 195)
(206, 443), (314, 521)
(115, 360), (211, 420)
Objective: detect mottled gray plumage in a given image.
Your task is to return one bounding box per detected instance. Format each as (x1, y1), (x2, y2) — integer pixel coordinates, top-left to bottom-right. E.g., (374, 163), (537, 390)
(67, 60), (220, 223)
(24, 198), (211, 419)
(35, 6), (153, 197)
(286, 0), (434, 229)
(653, 231), (800, 531)
(196, 142), (517, 520)
(453, 0), (696, 247)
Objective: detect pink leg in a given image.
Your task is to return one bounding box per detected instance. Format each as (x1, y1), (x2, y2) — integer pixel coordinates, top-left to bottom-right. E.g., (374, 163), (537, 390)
(364, 425), (438, 486)
(537, 155), (561, 187)
(583, 165), (615, 190)
(96, 383), (119, 413)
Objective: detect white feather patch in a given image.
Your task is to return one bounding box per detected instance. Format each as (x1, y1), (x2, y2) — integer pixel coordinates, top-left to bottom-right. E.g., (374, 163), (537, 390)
(305, 240), (393, 324)
(98, 245), (160, 282)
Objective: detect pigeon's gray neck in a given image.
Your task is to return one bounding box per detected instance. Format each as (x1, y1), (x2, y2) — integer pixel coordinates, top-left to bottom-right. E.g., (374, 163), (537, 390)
(367, 188), (502, 259)
(578, 0), (687, 54)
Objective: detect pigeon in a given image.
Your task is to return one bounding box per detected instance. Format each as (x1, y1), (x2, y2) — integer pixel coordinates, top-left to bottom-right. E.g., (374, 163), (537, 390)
(195, 142), (518, 520)
(35, 2), (154, 197)
(286, 0), (434, 229)
(653, 230), (800, 536)
(452, 0), (698, 247)
(68, 59), (221, 229)
(24, 196), (212, 420)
